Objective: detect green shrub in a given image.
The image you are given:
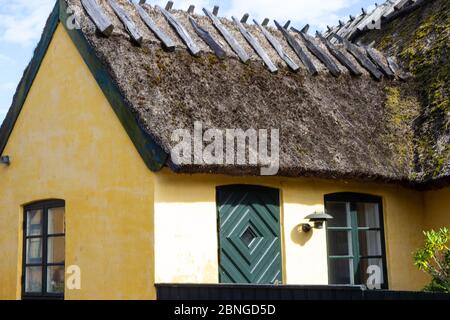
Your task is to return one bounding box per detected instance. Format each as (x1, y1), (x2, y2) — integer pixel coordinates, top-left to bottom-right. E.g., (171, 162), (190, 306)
(414, 227), (450, 293)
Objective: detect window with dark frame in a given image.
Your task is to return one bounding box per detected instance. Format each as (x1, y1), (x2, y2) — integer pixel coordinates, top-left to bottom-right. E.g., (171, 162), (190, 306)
(22, 200), (65, 299)
(325, 193), (388, 289)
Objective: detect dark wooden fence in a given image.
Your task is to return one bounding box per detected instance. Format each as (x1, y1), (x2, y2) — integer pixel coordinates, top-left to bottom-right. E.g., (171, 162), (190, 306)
(156, 284), (450, 300)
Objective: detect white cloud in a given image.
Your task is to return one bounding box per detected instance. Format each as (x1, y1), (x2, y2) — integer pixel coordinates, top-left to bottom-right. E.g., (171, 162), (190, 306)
(0, 0), (55, 46)
(0, 53), (15, 64)
(0, 81), (16, 91)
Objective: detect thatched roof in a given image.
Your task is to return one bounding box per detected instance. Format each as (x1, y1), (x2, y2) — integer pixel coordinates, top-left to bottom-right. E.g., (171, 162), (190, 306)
(1, 0), (448, 189)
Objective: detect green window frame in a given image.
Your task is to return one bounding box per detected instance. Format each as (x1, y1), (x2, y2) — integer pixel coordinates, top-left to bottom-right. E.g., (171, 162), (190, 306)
(325, 193), (388, 289)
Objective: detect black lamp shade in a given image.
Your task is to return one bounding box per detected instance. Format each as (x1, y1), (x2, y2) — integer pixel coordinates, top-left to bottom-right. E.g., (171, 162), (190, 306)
(304, 212), (333, 222)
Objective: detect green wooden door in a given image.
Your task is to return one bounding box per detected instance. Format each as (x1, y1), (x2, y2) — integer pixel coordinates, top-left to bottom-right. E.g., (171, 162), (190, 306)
(217, 185), (282, 284)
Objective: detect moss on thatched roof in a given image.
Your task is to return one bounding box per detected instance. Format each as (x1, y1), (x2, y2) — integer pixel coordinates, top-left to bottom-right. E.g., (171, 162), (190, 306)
(356, 0), (449, 187)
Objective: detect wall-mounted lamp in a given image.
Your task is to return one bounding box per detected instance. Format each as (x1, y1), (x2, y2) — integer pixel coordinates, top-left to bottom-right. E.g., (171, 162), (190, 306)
(0, 155), (10, 166)
(301, 211), (333, 232)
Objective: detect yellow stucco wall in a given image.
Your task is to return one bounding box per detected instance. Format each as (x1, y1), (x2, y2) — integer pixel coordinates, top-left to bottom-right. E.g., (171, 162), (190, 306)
(424, 188), (450, 230)
(0, 25), (156, 300)
(153, 170), (430, 291)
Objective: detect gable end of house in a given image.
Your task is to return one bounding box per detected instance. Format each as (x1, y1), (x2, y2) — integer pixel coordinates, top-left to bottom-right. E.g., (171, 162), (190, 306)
(0, 0), (168, 173)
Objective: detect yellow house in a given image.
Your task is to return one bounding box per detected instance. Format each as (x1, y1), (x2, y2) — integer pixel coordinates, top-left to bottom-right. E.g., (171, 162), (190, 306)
(0, 0), (448, 300)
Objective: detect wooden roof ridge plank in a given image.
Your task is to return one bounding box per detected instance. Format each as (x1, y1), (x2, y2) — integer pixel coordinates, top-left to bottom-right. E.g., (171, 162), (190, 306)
(394, 0), (412, 11)
(366, 5), (387, 29)
(156, 5), (201, 56)
(335, 18), (353, 38)
(232, 16), (278, 73)
(274, 20), (318, 75)
(212, 6), (219, 16)
(240, 13), (250, 24)
(366, 47), (395, 78)
(165, 1), (174, 11)
(333, 34), (383, 80)
(292, 27), (341, 77)
(340, 9), (369, 40)
(107, 0), (143, 44)
(316, 32), (362, 76)
(254, 20), (299, 72)
(203, 8), (250, 63)
(323, 25), (332, 38)
(384, 0), (426, 21)
(340, 13), (366, 39)
(134, 3), (176, 51)
(300, 24), (310, 34)
(187, 5), (195, 14)
(328, 0), (403, 41)
(326, 24), (342, 40)
(189, 16), (226, 59)
(366, 0), (398, 29)
(382, 0), (403, 18)
(330, 20), (346, 40)
(355, 4), (383, 32)
(81, 0), (114, 36)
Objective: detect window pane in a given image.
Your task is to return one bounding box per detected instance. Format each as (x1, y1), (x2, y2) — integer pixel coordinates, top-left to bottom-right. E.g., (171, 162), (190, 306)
(48, 207), (65, 235)
(26, 210), (42, 236)
(25, 267), (42, 293)
(359, 258), (384, 288)
(328, 231), (352, 256)
(26, 238), (42, 264)
(47, 237), (65, 264)
(326, 202), (350, 228)
(329, 259), (353, 285)
(47, 266), (65, 294)
(359, 230), (382, 256)
(356, 203), (380, 228)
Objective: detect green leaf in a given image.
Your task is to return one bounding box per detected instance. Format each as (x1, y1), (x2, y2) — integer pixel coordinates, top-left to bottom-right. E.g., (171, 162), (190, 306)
(413, 227), (450, 293)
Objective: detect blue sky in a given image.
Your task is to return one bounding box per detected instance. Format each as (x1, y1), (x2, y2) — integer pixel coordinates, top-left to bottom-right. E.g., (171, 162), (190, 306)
(0, 0), (376, 124)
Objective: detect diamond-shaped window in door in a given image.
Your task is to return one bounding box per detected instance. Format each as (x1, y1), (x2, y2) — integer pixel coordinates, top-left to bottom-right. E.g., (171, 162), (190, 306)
(241, 226), (257, 247)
